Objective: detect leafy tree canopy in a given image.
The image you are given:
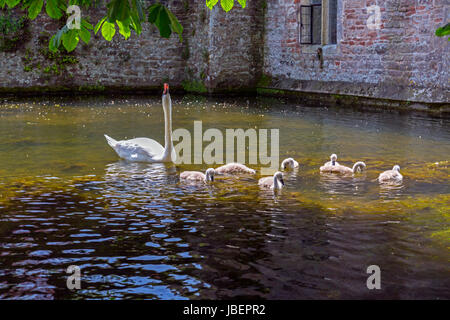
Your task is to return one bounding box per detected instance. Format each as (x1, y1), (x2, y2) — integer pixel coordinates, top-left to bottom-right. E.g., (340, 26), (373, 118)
(0, 0), (247, 52)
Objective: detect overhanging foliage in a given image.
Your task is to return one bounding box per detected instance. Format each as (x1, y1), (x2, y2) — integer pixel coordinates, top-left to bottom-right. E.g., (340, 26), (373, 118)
(0, 0), (247, 52)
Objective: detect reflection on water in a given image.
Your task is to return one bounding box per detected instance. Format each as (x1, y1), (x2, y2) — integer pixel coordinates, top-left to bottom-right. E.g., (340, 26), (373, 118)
(0, 96), (449, 299)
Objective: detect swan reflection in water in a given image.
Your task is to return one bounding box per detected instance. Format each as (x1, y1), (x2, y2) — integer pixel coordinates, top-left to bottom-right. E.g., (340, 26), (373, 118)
(378, 180), (405, 199)
(103, 161), (179, 206)
(318, 172), (368, 196)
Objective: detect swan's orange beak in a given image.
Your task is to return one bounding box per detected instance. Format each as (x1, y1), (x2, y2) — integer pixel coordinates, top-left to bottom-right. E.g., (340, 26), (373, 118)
(163, 83), (169, 95)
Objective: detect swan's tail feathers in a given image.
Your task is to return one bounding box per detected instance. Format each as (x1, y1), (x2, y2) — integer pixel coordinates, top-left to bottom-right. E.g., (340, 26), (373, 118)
(353, 161), (366, 173)
(104, 134), (118, 148)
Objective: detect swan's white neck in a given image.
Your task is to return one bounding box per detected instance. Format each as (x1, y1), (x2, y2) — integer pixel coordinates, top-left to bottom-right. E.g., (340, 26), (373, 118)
(161, 94), (173, 162)
(352, 161), (365, 173)
(273, 175), (281, 190)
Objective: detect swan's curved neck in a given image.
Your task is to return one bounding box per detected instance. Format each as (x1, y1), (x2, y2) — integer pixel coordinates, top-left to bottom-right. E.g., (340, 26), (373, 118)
(273, 175), (280, 190)
(352, 162), (364, 173)
(161, 95), (173, 161)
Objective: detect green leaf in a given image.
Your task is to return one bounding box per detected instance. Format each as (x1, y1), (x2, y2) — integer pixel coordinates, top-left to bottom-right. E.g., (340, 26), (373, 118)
(130, 11), (142, 35)
(107, 0), (130, 23)
(101, 21), (116, 41)
(435, 23), (450, 37)
(5, 0), (20, 8)
(49, 34), (58, 52)
(147, 3), (161, 23)
(46, 0), (64, 19)
(79, 26), (91, 44)
(220, 0), (233, 12)
(155, 4), (171, 38)
(94, 16), (107, 34)
(28, 0), (44, 19)
(49, 25), (69, 52)
(62, 29), (79, 52)
(117, 19), (131, 40)
(147, 3), (174, 39)
(166, 7), (183, 41)
(206, 0), (218, 10)
(132, 0), (144, 21)
(81, 19), (93, 30)
(237, 0), (246, 8)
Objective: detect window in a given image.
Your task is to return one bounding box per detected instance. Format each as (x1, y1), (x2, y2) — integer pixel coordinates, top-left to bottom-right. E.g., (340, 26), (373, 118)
(300, 4), (322, 44)
(299, 0), (338, 45)
(328, 0), (337, 44)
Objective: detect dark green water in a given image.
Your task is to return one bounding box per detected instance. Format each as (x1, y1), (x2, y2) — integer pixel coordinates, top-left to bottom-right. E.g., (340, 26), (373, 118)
(0, 95), (449, 299)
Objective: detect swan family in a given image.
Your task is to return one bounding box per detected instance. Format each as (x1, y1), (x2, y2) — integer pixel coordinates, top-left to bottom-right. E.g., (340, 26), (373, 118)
(104, 83), (404, 191)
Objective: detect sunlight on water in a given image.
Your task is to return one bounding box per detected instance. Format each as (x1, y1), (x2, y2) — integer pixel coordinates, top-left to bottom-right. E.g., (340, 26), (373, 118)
(0, 95), (449, 299)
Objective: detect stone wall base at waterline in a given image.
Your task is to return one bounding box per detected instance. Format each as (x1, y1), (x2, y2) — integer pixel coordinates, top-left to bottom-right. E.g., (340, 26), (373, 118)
(0, 84), (448, 114)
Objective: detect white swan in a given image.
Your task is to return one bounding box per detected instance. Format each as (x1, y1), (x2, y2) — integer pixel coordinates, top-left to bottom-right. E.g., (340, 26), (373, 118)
(180, 168), (215, 183)
(377, 165), (403, 183)
(258, 171), (285, 190)
(320, 161), (366, 174)
(281, 158), (299, 170)
(104, 83), (176, 163)
(323, 154), (339, 166)
(215, 162), (256, 175)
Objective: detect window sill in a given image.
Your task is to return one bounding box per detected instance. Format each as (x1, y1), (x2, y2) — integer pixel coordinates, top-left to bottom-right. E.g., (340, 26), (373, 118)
(300, 44), (322, 54)
(300, 44), (338, 54)
(322, 44), (337, 54)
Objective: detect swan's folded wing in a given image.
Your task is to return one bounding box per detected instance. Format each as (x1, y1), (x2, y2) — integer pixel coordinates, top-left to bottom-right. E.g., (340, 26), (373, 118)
(126, 137), (176, 162)
(115, 141), (158, 160)
(126, 138), (164, 155)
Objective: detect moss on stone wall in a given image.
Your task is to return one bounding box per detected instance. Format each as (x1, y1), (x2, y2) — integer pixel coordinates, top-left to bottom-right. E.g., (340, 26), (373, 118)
(22, 40), (79, 76)
(0, 11), (30, 52)
(182, 80), (207, 93)
(256, 74), (272, 87)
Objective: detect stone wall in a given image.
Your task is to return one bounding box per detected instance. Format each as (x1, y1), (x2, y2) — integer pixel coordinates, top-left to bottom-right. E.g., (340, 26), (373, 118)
(0, 1), (263, 94)
(264, 0), (449, 104)
(0, 0), (448, 105)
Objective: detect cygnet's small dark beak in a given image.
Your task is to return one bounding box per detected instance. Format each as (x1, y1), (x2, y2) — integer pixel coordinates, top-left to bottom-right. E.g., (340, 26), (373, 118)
(211, 175), (214, 182)
(280, 178), (285, 186)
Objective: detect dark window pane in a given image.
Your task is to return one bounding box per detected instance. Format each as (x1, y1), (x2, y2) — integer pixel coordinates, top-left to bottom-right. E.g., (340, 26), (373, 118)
(300, 6), (312, 44)
(312, 5), (322, 44)
(329, 0), (337, 44)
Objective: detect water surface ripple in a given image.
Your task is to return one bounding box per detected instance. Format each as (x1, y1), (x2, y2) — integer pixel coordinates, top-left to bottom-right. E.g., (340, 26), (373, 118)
(0, 96), (449, 299)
